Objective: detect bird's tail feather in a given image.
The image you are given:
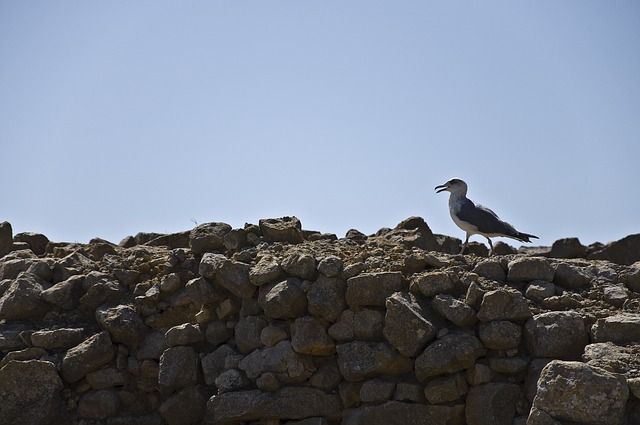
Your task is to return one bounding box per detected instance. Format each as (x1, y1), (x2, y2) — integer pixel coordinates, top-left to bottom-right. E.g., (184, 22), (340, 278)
(513, 232), (538, 243)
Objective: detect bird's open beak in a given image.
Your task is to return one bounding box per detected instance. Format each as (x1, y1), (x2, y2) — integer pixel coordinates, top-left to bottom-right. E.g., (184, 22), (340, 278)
(435, 184), (448, 193)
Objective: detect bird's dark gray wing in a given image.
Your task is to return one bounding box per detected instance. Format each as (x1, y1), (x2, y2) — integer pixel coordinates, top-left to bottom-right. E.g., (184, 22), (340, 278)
(457, 199), (519, 236)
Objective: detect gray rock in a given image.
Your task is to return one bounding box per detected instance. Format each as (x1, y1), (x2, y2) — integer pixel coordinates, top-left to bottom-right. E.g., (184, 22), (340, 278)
(13, 232), (49, 256)
(415, 333), (485, 381)
(30, 328), (85, 350)
(360, 379), (396, 403)
(199, 254), (255, 299)
(0, 323), (30, 352)
(61, 331), (115, 383)
(528, 360), (628, 425)
(307, 276), (346, 322)
(309, 359), (342, 391)
(507, 257), (555, 282)
(624, 262), (640, 293)
(553, 262), (593, 289)
(0, 221), (12, 257)
(259, 216), (304, 244)
(431, 294), (477, 326)
(256, 371), (281, 392)
(384, 292), (437, 357)
(525, 280), (555, 302)
(345, 401), (450, 425)
(291, 316), (336, 356)
(477, 288), (531, 322)
(466, 363), (492, 385)
(26, 260), (53, 281)
(393, 216), (440, 251)
(547, 237), (587, 259)
(0, 272), (50, 320)
(260, 324), (288, 347)
(424, 372), (467, 404)
(524, 311), (588, 359)
(336, 341), (413, 382)
(184, 276), (221, 305)
(479, 320), (522, 350)
(0, 360), (64, 425)
(258, 278), (307, 319)
(138, 329), (168, 360)
(583, 342), (640, 376)
(473, 259), (506, 281)
(248, 254), (282, 286)
(238, 340), (315, 384)
(189, 222), (232, 254)
(158, 346), (199, 390)
(411, 271), (455, 298)
(587, 233), (640, 265)
(466, 383), (520, 425)
(96, 304), (148, 347)
(393, 383), (426, 403)
(603, 285), (629, 307)
(159, 385), (207, 425)
(80, 279), (126, 309)
(77, 389), (120, 419)
(234, 315), (268, 353)
(215, 368), (250, 393)
(591, 313), (640, 344)
(164, 323), (203, 347)
(346, 271), (404, 308)
(317, 255), (343, 277)
(0, 347), (47, 369)
(489, 356), (530, 374)
(201, 344), (237, 386)
(205, 321), (234, 347)
(328, 310), (356, 342)
(353, 308), (385, 341)
(86, 367), (129, 389)
(223, 228), (248, 251)
(206, 387), (341, 424)
(281, 250), (317, 279)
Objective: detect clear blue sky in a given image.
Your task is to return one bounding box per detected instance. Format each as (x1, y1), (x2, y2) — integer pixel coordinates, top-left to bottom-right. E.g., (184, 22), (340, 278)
(2, 2), (639, 247)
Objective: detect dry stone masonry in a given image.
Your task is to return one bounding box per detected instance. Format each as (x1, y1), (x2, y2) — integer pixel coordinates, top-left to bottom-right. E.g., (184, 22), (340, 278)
(0, 217), (639, 425)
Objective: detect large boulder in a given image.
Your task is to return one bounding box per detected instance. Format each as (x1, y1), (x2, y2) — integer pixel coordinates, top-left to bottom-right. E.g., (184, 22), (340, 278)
(507, 257), (555, 282)
(189, 222), (232, 254)
(588, 234), (640, 265)
(307, 276), (347, 322)
(158, 346), (199, 390)
(259, 278), (307, 319)
(238, 340), (315, 384)
(346, 271), (404, 308)
(0, 272), (50, 320)
(524, 311), (589, 359)
(336, 341), (413, 382)
(0, 360), (64, 425)
(95, 304), (148, 347)
(61, 331), (115, 383)
(206, 387), (341, 424)
(384, 292), (438, 357)
(553, 262), (593, 289)
(591, 313), (640, 344)
(528, 360), (628, 425)
(258, 217), (304, 244)
(281, 250), (317, 280)
(466, 383), (520, 425)
(13, 232), (49, 256)
(199, 253), (255, 299)
(415, 332), (485, 381)
(477, 288), (531, 322)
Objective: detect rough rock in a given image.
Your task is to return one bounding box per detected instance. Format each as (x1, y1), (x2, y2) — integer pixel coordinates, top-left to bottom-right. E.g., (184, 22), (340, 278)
(466, 382), (520, 425)
(477, 288), (531, 322)
(359, 379), (396, 403)
(424, 372), (467, 404)
(30, 327), (85, 350)
(77, 389), (120, 419)
(258, 216), (304, 244)
(415, 332), (485, 381)
(479, 320), (522, 350)
(0, 272), (50, 320)
(547, 237), (587, 259)
(201, 344), (237, 386)
(524, 280), (555, 302)
(199, 253), (255, 299)
(0, 360), (64, 425)
(238, 340), (315, 384)
(591, 313), (640, 344)
(86, 367), (128, 389)
(164, 323), (203, 347)
(61, 331), (115, 383)
(259, 278), (307, 319)
(159, 385), (207, 425)
(248, 254), (282, 286)
(383, 292), (437, 356)
(337, 341), (413, 382)
(281, 250), (317, 279)
(189, 222), (232, 254)
(0, 221), (12, 257)
(528, 360), (628, 425)
(307, 276), (346, 322)
(411, 271), (455, 298)
(345, 401), (451, 425)
(431, 294), (477, 326)
(234, 315), (268, 353)
(317, 255), (343, 277)
(158, 345), (199, 390)
(346, 271), (404, 308)
(507, 257), (555, 282)
(96, 303), (148, 347)
(553, 262), (593, 289)
(291, 316), (336, 356)
(524, 311), (589, 359)
(588, 234), (640, 265)
(473, 259), (507, 281)
(583, 342), (640, 376)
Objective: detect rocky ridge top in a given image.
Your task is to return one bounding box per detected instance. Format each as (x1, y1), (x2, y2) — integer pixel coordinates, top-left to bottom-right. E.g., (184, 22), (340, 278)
(0, 217), (639, 425)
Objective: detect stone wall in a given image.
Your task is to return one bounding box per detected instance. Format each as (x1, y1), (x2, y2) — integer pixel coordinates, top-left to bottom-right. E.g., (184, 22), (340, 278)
(0, 217), (639, 425)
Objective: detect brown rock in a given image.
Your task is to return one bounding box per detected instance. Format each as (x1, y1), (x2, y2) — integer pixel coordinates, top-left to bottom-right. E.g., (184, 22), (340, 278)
(415, 332), (485, 382)
(258, 278), (307, 319)
(258, 216), (304, 244)
(291, 316), (336, 356)
(0, 272), (50, 320)
(336, 341), (413, 382)
(384, 292), (438, 357)
(159, 385), (207, 425)
(466, 383), (520, 425)
(158, 346), (199, 390)
(477, 288), (531, 322)
(189, 222), (232, 254)
(61, 331), (115, 383)
(346, 271), (404, 308)
(524, 311), (589, 359)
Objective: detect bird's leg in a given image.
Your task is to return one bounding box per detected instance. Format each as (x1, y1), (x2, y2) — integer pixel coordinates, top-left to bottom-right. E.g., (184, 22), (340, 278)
(460, 235), (470, 255)
(486, 237), (494, 256)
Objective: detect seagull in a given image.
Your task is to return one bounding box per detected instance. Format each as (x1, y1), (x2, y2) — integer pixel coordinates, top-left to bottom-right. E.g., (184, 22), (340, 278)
(435, 178), (538, 255)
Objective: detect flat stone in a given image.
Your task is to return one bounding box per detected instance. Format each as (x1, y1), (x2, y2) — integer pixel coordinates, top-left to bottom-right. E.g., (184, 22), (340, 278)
(30, 328), (85, 350)
(591, 313), (640, 344)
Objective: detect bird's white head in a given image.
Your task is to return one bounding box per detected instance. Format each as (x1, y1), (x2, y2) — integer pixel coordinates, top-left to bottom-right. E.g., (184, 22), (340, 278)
(435, 178), (468, 196)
